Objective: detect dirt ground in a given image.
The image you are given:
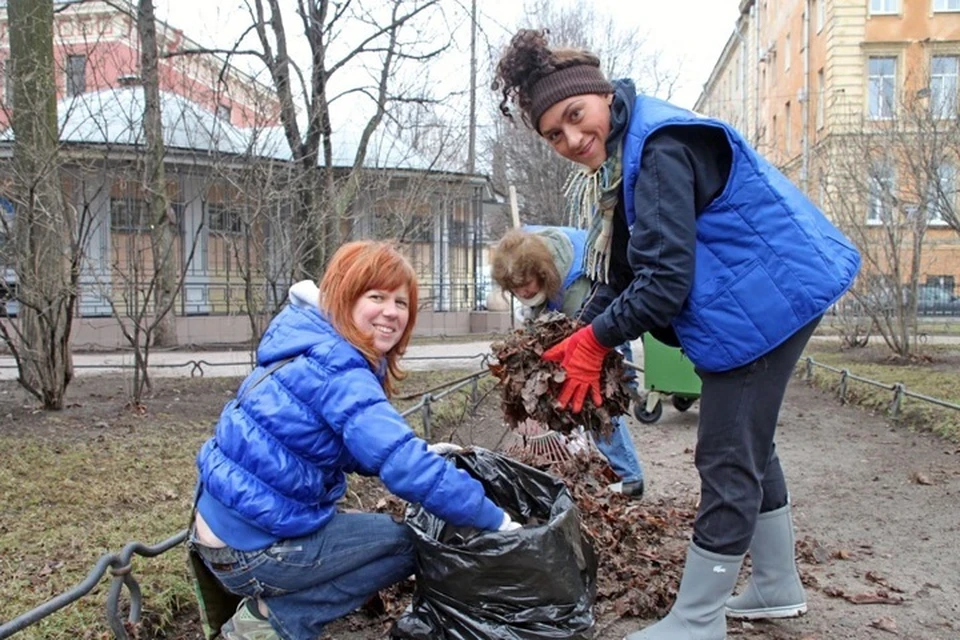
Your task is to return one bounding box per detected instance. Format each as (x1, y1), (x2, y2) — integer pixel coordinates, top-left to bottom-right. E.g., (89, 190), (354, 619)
(328, 377), (960, 640)
(3, 370), (959, 639)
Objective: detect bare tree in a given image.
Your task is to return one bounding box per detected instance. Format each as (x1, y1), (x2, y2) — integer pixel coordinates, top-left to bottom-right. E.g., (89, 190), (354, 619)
(169, 0), (451, 277)
(138, 0), (178, 347)
(3, 0), (75, 409)
(820, 82), (960, 358)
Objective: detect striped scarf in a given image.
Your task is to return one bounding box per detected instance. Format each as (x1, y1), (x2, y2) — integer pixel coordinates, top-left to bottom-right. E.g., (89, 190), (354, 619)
(563, 149), (623, 284)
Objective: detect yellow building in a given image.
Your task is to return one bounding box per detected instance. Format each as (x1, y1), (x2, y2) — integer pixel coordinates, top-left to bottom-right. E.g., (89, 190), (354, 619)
(696, 0), (960, 303)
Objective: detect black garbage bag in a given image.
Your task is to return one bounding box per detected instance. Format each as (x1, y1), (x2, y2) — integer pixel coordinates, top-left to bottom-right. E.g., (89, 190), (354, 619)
(391, 448), (597, 640)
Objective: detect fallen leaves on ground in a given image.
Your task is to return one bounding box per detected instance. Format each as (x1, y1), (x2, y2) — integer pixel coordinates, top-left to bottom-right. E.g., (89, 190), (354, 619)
(869, 616), (899, 633)
(516, 448), (695, 619)
(822, 585), (906, 605)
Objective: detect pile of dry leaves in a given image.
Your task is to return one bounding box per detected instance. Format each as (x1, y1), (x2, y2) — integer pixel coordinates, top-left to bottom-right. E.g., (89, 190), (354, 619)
(513, 448), (695, 619)
(488, 313), (632, 439)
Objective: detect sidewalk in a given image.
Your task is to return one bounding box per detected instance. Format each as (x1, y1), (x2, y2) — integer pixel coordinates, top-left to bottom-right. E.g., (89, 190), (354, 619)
(0, 341), (500, 380)
(2, 332), (954, 381)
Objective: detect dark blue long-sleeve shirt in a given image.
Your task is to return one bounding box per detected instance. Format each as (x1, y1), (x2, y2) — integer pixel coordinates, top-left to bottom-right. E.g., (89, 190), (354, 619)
(581, 124), (732, 348)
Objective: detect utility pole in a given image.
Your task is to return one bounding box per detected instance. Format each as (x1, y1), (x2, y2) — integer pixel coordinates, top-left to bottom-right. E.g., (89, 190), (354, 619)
(467, 0), (477, 174)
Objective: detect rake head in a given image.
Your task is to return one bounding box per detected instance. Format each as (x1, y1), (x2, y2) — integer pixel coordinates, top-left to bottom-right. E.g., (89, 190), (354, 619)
(503, 420), (586, 464)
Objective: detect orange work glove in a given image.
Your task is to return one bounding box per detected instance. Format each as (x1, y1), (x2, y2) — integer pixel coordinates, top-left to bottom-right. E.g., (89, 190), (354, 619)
(542, 324), (611, 413)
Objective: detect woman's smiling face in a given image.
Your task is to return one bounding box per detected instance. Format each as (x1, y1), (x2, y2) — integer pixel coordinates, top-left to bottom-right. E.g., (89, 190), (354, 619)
(538, 93), (613, 170)
(351, 285), (410, 355)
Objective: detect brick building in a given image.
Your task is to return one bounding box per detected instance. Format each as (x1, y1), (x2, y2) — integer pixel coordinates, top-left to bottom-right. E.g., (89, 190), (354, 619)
(696, 0), (960, 310)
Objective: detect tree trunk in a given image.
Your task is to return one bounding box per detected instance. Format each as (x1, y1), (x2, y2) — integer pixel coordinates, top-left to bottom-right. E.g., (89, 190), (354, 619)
(138, 0), (178, 347)
(9, 0), (74, 410)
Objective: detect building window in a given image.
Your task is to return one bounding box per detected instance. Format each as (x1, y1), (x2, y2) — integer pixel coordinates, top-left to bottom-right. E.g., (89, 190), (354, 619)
(867, 56), (896, 119)
(867, 164), (896, 224)
(448, 218), (470, 246)
(206, 202), (243, 235)
(66, 54), (86, 97)
(816, 0), (825, 32)
(216, 103), (231, 121)
(930, 55), (959, 119)
(869, 0), (898, 14)
(771, 114), (778, 152)
(929, 164), (956, 225)
(0, 196), (13, 263)
(785, 101), (792, 154)
(934, 0), (960, 11)
(927, 275), (955, 289)
(816, 69), (825, 129)
(110, 197), (150, 231)
(406, 215), (432, 243)
(784, 34), (791, 72)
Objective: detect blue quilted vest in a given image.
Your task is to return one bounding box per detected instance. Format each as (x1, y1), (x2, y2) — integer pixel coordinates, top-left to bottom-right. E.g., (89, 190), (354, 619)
(524, 225), (587, 312)
(621, 96), (860, 371)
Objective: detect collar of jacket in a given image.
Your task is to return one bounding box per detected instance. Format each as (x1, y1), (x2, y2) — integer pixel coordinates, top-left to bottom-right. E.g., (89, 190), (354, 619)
(605, 78), (636, 158)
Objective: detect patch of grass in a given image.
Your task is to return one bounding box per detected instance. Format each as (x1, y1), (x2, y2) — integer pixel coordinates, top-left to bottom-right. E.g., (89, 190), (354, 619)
(815, 317), (960, 336)
(0, 423), (209, 639)
(799, 346), (960, 442)
(0, 369), (494, 638)
(408, 331), (505, 345)
(393, 368), (498, 437)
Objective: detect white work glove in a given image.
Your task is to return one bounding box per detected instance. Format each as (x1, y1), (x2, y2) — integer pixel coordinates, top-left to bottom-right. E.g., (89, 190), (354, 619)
(498, 512), (523, 531)
(428, 442), (462, 456)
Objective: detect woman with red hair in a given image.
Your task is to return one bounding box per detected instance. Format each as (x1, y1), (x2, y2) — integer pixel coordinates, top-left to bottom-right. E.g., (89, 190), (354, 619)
(190, 241), (518, 640)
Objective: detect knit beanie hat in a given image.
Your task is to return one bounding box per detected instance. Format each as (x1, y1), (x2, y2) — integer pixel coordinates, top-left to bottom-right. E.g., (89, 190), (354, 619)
(529, 64), (614, 132)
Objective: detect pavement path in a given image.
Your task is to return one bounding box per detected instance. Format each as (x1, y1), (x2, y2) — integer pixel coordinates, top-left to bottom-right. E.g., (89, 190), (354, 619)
(0, 340), (506, 380)
(2, 333), (957, 381)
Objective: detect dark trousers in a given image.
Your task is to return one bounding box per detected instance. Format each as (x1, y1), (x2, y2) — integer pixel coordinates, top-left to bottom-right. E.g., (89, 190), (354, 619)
(692, 316), (820, 556)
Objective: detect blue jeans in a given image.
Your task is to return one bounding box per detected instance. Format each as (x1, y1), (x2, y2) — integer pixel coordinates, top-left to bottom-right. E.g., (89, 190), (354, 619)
(590, 342), (644, 484)
(594, 415), (644, 484)
(197, 512), (415, 640)
(618, 342), (640, 393)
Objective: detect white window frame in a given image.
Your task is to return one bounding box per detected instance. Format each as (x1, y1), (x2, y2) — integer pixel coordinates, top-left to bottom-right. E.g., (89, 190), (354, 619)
(817, 0), (825, 32)
(868, 56), (897, 120)
(867, 164), (896, 225)
(816, 69), (825, 129)
(929, 164), (955, 225)
(930, 55), (959, 119)
(784, 34), (791, 72)
(869, 0), (898, 14)
(934, 0), (960, 12)
(785, 101), (792, 154)
(65, 54), (86, 97)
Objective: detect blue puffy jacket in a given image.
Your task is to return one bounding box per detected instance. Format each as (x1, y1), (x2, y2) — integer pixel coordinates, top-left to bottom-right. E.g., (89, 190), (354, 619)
(196, 284), (505, 551)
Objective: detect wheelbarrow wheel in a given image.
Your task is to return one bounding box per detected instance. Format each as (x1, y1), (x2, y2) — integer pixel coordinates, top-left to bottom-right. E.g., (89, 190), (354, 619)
(672, 396), (696, 412)
(634, 399), (663, 424)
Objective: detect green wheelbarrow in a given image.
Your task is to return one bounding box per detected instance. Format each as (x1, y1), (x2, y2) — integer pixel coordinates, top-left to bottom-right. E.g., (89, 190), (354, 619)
(624, 333), (701, 423)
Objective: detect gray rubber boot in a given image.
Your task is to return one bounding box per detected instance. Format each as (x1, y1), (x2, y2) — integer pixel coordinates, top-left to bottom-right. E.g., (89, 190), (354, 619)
(624, 543), (743, 640)
(726, 502), (807, 620)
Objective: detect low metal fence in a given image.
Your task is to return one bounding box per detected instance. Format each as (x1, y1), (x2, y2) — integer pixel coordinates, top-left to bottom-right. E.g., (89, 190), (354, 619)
(800, 356), (960, 417)
(0, 358), (492, 640)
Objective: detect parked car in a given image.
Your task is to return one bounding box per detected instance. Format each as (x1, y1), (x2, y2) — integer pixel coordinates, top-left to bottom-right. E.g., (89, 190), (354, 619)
(916, 286), (960, 315)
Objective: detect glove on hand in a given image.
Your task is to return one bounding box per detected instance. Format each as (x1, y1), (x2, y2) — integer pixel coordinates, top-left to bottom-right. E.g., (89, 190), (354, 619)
(498, 512), (523, 531)
(428, 442), (462, 456)
(542, 324), (611, 413)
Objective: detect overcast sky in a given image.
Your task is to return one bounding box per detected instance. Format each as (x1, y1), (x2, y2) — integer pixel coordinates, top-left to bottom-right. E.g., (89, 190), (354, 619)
(153, 0), (743, 110)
